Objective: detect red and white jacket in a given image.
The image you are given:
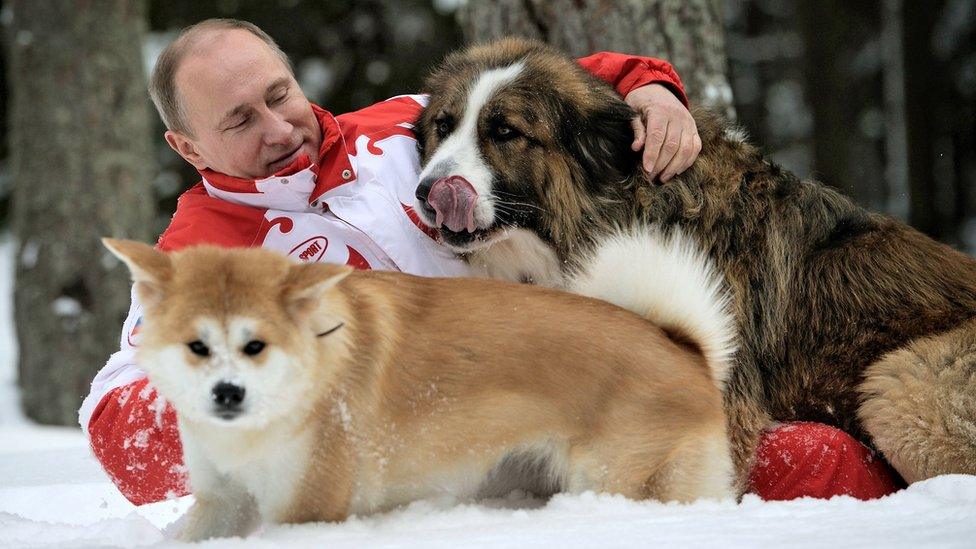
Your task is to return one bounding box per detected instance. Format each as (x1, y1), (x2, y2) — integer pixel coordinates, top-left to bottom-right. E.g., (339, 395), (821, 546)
(79, 52), (688, 505)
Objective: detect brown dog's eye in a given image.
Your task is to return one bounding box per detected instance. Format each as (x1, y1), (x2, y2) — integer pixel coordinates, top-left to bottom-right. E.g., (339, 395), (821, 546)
(433, 112), (454, 139)
(187, 340), (210, 357)
(242, 340), (266, 356)
(491, 123), (520, 142)
(436, 120), (453, 138)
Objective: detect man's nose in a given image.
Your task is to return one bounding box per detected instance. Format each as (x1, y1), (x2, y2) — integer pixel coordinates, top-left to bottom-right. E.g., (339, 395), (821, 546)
(262, 111), (295, 146)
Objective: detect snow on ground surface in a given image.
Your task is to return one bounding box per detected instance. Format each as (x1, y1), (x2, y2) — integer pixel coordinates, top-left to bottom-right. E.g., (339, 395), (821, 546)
(1, 433), (976, 549)
(1, 237), (976, 547)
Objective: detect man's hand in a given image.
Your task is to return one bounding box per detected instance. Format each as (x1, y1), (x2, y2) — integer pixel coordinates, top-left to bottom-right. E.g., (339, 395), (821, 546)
(625, 84), (701, 183)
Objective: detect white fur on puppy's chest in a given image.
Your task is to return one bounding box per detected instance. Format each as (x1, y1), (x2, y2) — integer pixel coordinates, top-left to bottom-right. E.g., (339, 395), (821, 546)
(185, 422), (314, 521)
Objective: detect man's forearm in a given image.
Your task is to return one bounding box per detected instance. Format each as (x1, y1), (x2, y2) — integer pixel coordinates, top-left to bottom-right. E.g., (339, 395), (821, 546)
(87, 377), (189, 505)
(81, 287), (189, 506)
(576, 51), (688, 106)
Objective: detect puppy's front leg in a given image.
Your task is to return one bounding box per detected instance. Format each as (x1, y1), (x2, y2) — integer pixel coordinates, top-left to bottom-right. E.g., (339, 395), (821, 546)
(178, 484), (258, 542)
(176, 438), (259, 541)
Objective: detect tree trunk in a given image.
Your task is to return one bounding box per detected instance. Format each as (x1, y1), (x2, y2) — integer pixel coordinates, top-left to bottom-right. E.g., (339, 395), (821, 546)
(902, 0), (953, 242)
(7, 0), (156, 425)
(458, 0), (735, 118)
(798, 1), (888, 212)
(880, 0), (910, 221)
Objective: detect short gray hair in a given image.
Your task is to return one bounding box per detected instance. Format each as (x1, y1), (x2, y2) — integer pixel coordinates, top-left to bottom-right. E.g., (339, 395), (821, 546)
(148, 19), (293, 136)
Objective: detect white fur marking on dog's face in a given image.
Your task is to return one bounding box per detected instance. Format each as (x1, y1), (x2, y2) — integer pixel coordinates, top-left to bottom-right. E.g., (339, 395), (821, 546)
(141, 316), (308, 428)
(418, 62), (525, 230)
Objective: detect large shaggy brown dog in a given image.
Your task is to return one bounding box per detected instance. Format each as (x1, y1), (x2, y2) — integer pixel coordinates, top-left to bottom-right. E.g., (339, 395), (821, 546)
(412, 38), (976, 489)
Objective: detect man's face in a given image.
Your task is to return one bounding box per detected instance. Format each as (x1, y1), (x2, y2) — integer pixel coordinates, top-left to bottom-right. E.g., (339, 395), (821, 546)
(166, 30), (321, 180)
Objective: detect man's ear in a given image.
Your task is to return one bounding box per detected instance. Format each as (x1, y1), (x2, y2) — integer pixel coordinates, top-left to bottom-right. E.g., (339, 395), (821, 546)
(282, 263), (353, 320)
(164, 130), (207, 172)
(102, 238), (172, 309)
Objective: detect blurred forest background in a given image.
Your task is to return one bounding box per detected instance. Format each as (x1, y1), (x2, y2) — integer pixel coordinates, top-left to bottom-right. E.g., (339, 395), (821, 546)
(1, 0), (974, 424)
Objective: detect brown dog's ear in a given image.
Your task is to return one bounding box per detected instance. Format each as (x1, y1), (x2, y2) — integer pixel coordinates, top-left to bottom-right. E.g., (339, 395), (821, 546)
(562, 91), (639, 189)
(282, 262), (353, 320)
(102, 238), (172, 308)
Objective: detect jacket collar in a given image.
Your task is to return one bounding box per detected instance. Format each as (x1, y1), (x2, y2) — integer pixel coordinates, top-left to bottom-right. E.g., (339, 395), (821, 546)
(198, 104), (357, 211)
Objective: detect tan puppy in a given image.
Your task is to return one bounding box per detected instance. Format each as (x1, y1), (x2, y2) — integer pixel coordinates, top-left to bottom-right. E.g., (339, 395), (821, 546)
(104, 238), (735, 541)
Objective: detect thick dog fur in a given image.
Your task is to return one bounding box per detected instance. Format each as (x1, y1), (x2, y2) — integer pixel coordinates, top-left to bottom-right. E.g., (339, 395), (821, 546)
(104, 238), (735, 541)
(413, 38), (976, 489)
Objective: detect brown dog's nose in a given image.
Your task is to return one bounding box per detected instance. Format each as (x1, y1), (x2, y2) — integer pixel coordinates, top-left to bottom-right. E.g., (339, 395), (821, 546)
(416, 176), (438, 218)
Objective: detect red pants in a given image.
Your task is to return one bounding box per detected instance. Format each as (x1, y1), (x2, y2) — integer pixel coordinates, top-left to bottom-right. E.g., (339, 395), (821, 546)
(749, 422), (904, 500)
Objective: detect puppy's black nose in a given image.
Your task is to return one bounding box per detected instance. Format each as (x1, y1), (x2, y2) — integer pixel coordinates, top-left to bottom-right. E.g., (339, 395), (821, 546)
(212, 382), (245, 410)
(415, 176), (437, 217)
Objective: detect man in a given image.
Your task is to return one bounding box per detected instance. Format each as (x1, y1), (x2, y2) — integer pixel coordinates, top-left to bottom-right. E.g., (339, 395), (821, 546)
(80, 19), (900, 506)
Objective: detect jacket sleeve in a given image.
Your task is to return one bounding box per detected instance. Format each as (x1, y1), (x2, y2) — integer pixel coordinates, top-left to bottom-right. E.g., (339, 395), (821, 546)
(79, 186), (270, 505)
(576, 52), (689, 107)
(79, 288), (189, 505)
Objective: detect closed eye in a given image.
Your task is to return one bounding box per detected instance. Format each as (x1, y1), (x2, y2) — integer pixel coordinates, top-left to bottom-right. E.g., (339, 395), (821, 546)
(269, 90), (288, 106)
(225, 116), (250, 131)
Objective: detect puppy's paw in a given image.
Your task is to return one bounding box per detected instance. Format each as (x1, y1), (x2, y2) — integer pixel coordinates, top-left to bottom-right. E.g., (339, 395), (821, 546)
(174, 499), (253, 542)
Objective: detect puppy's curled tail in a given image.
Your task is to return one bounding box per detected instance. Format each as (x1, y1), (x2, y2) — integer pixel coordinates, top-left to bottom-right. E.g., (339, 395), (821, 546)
(568, 226), (737, 391)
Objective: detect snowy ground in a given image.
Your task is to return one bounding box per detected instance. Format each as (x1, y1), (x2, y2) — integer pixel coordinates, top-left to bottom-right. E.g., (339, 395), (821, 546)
(2, 236), (976, 547)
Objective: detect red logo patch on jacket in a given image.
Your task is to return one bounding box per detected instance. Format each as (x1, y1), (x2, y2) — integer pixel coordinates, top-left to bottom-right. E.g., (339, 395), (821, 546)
(289, 236), (329, 263)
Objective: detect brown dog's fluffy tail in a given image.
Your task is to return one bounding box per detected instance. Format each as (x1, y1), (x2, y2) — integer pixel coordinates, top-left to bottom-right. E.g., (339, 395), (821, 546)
(568, 226), (737, 391)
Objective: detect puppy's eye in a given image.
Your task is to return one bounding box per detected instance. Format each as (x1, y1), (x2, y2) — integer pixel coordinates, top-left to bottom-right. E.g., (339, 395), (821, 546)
(242, 340), (266, 356)
(187, 340), (210, 357)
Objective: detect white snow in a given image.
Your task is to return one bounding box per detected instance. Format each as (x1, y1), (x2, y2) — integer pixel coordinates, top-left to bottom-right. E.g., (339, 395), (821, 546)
(1, 440), (975, 549)
(1, 236), (975, 547)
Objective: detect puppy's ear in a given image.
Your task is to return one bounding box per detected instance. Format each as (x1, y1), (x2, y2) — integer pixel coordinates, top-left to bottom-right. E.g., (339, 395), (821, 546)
(102, 238), (172, 309)
(563, 96), (638, 187)
(282, 263), (353, 320)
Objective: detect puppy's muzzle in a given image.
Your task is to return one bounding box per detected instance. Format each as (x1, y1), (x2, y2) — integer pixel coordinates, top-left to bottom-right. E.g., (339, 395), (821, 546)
(211, 381), (246, 419)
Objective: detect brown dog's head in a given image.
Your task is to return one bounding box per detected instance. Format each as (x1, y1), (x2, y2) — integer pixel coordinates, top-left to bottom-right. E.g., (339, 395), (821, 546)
(414, 38), (638, 252)
(103, 239), (351, 428)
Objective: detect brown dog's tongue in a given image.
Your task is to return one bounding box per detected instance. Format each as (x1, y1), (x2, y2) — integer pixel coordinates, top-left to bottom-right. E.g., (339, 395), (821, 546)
(427, 176), (478, 232)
